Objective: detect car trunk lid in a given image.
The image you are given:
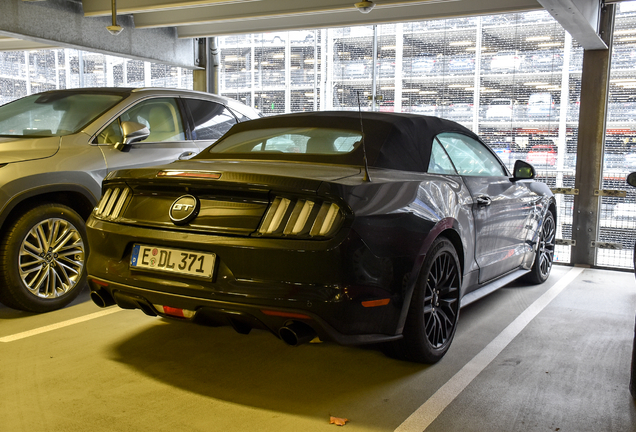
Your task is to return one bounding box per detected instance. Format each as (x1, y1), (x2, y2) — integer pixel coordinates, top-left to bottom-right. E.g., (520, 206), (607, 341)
(98, 160), (362, 236)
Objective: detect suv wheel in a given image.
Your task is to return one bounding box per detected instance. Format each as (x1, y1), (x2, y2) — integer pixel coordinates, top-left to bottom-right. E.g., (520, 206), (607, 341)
(0, 203), (88, 312)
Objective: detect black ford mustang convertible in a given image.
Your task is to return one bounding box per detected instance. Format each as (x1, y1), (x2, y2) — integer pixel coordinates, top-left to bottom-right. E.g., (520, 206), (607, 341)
(87, 111), (556, 363)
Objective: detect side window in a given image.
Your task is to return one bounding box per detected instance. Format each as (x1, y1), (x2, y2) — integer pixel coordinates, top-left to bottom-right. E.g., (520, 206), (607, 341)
(95, 118), (123, 144)
(229, 109), (252, 122)
(96, 98), (185, 144)
(428, 140), (457, 175)
(435, 132), (506, 177)
(183, 98), (237, 141)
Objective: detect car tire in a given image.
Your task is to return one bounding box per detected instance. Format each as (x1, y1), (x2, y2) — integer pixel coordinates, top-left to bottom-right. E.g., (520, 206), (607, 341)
(525, 209), (556, 285)
(0, 203), (88, 313)
(630, 315), (636, 400)
(386, 237), (461, 363)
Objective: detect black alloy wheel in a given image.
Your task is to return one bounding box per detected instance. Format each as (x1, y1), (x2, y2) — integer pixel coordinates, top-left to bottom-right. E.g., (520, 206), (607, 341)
(391, 236), (461, 363)
(0, 203), (88, 313)
(525, 210), (556, 284)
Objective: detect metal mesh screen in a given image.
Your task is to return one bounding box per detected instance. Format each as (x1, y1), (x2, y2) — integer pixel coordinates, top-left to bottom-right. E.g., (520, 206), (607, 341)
(596, 3), (636, 269)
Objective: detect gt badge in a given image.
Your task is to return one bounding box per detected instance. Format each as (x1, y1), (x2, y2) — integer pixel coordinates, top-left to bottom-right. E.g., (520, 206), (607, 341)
(169, 195), (200, 225)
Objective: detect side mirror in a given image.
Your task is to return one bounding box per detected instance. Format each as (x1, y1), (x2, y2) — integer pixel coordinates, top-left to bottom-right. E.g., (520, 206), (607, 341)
(627, 172), (636, 188)
(512, 160), (535, 181)
(114, 121), (150, 150)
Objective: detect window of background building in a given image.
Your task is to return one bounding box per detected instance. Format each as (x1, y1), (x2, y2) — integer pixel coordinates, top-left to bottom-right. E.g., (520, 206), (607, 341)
(0, 49), (193, 106)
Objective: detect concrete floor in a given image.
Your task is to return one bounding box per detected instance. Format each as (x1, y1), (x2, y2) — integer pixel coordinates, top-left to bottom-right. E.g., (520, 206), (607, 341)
(1, 265), (635, 432)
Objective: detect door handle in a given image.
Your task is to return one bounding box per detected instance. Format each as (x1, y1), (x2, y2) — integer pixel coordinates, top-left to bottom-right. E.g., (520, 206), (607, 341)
(179, 151), (196, 160)
(476, 196), (492, 206)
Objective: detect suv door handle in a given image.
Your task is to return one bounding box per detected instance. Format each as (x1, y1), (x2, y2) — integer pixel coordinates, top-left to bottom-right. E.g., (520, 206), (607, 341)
(476, 196), (492, 206)
(179, 151), (196, 160)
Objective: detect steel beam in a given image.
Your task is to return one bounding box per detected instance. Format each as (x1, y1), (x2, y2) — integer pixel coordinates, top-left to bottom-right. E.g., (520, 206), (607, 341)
(571, 3), (615, 266)
(538, 0), (606, 49)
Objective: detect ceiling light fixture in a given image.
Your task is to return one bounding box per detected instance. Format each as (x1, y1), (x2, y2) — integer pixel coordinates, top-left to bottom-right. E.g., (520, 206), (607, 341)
(355, 1), (375, 14)
(107, 0), (124, 35)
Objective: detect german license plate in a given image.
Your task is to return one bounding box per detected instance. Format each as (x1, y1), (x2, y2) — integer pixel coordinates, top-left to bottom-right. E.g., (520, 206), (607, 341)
(131, 244), (215, 279)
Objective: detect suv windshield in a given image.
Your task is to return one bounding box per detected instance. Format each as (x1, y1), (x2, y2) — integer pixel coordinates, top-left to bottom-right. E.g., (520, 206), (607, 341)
(0, 92), (125, 137)
(207, 127), (362, 155)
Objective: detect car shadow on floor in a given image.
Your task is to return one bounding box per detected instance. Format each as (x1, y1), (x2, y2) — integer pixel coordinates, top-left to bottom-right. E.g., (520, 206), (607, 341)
(109, 318), (432, 424)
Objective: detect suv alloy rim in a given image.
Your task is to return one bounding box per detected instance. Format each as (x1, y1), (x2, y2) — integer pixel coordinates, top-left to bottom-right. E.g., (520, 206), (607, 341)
(18, 218), (85, 298)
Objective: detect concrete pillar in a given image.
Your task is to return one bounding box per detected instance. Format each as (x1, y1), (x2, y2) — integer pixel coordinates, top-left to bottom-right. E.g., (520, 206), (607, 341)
(571, 4), (615, 266)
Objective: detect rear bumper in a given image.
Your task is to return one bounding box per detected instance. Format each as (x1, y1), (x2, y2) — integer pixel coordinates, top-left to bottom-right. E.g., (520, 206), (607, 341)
(88, 277), (402, 345)
(86, 217), (413, 342)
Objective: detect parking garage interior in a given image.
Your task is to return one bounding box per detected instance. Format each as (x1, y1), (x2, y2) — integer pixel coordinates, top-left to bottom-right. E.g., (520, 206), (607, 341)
(1, 0), (636, 431)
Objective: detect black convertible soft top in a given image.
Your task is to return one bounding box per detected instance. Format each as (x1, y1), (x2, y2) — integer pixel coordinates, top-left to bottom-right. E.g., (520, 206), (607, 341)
(205, 111), (479, 173)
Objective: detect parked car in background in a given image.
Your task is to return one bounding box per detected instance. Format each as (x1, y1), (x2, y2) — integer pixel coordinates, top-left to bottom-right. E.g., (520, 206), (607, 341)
(608, 95), (636, 122)
(86, 111), (555, 364)
(342, 61), (369, 78)
(412, 103), (437, 116)
(528, 92), (557, 119)
(377, 59), (396, 78)
(0, 87), (260, 313)
(410, 54), (438, 74)
(526, 143), (557, 167)
(489, 141), (513, 167)
(625, 152), (636, 170)
(526, 50), (563, 71)
(437, 102), (474, 121)
(447, 56), (475, 73)
(489, 51), (525, 72)
(485, 98), (521, 120)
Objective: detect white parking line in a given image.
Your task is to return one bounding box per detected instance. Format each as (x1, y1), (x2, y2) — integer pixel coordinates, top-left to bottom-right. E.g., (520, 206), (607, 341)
(395, 266), (584, 432)
(0, 308), (123, 343)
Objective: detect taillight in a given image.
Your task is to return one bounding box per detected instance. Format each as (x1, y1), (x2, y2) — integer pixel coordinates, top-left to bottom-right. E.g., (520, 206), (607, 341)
(94, 186), (131, 220)
(257, 196), (344, 238)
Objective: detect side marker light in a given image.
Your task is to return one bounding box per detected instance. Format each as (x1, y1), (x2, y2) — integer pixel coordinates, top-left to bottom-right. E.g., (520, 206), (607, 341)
(361, 298), (390, 307)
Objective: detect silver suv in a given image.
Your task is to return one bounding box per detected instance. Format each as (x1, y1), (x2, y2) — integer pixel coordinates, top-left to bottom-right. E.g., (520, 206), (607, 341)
(0, 87), (260, 312)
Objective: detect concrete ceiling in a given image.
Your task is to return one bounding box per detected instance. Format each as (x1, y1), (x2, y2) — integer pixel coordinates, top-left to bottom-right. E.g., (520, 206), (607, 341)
(0, 0), (611, 68)
(81, 0), (542, 38)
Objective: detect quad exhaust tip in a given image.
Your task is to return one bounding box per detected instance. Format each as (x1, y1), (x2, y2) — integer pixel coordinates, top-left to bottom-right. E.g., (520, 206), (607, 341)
(90, 289), (115, 308)
(279, 322), (317, 346)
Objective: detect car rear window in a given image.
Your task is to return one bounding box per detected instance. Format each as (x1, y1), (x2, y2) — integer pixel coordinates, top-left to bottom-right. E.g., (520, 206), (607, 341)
(206, 127), (363, 156)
